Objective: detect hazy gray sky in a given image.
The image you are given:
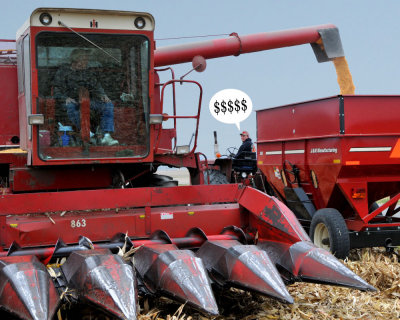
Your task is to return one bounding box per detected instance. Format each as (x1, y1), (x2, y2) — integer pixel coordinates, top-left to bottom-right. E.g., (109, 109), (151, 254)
(2, 1), (399, 158)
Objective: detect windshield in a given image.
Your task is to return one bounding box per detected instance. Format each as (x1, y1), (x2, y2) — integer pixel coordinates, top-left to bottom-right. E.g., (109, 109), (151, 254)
(35, 32), (150, 160)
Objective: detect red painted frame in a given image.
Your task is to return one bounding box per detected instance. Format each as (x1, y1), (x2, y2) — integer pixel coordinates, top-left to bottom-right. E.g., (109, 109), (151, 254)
(24, 26), (155, 166)
(0, 184), (309, 252)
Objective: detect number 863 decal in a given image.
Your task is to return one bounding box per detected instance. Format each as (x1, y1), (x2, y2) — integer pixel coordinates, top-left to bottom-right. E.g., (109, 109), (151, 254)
(70, 219), (87, 228)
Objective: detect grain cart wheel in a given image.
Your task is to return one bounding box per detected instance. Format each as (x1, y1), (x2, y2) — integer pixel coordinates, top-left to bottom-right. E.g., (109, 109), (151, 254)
(369, 201), (381, 213)
(204, 169), (228, 185)
(310, 208), (350, 259)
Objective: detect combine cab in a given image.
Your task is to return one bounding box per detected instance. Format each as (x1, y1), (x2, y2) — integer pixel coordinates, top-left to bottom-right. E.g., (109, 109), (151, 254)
(257, 95), (400, 258)
(0, 8), (374, 319)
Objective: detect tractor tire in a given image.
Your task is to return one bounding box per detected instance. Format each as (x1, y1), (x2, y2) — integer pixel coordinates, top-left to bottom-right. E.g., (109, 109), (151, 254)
(369, 202), (380, 213)
(203, 169), (228, 185)
(149, 174), (178, 187)
(309, 208), (350, 259)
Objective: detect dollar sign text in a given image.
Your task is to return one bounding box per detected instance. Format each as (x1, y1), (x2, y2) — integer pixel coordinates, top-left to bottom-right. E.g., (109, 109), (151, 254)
(214, 101), (220, 115)
(227, 100), (234, 113)
(241, 99), (247, 113)
(221, 100), (227, 114)
(234, 99), (240, 113)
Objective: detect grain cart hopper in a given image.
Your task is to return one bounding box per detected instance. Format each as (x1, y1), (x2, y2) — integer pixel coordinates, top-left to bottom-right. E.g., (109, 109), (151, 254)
(0, 8), (373, 320)
(257, 95), (400, 258)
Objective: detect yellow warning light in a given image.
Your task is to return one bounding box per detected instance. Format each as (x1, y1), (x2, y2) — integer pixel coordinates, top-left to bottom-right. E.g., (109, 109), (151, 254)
(257, 161), (263, 165)
(139, 215), (145, 219)
(345, 160), (360, 165)
(188, 211), (195, 215)
(333, 159), (341, 164)
(10, 224), (18, 228)
(352, 188), (366, 199)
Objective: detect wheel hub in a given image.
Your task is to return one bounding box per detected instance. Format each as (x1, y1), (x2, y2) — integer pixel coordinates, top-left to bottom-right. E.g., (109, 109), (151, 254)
(314, 223), (330, 250)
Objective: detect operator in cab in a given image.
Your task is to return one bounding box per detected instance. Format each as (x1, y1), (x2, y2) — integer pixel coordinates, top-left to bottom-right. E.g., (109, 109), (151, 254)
(234, 131), (255, 159)
(53, 49), (118, 146)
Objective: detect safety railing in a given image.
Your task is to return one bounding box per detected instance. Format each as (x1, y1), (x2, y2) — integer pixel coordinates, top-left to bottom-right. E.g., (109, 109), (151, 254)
(154, 79), (203, 155)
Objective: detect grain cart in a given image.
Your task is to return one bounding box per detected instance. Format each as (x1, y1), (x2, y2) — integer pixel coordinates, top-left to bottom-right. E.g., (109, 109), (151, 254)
(0, 8), (374, 320)
(257, 95), (400, 258)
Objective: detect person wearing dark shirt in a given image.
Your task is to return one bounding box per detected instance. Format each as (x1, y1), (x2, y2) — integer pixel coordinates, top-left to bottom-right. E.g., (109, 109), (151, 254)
(235, 131), (254, 159)
(53, 49), (118, 146)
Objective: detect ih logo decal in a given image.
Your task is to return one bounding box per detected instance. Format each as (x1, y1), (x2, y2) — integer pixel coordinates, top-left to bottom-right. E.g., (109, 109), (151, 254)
(390, 139), (400, 158)
(90, 19), (98, 28)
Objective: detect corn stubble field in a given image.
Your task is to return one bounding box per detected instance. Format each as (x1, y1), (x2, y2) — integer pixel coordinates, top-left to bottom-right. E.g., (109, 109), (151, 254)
(135, 248), (400, 320)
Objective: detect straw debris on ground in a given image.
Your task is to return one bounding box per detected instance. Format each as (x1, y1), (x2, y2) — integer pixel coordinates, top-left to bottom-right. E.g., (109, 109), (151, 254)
(138, 248), (400, 320)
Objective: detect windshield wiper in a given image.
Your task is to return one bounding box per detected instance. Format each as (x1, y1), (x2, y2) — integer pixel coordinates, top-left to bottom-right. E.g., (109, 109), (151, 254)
(58, 20), (119, 63)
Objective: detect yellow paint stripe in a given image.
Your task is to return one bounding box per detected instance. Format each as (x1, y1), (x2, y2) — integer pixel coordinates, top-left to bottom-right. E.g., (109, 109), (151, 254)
(0, 148), (27, 154)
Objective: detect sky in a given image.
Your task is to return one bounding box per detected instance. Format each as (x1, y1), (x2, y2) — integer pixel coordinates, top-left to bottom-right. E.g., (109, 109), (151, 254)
(1, 1), (400, 158)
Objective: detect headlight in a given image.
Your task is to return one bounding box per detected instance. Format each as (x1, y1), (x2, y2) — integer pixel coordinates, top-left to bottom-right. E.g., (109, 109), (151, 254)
(241, 172), (247, 178)
(134, 17), (146, 29)
(39, 13), (52, 26)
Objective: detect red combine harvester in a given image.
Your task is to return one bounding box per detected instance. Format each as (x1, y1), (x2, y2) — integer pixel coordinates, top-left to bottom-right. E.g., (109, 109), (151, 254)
(257, 96), (400, 258)
(0, 8), (374, 320)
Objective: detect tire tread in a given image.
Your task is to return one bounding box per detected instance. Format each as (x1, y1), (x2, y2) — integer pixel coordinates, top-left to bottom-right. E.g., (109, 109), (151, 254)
(310, 208), (350, 259)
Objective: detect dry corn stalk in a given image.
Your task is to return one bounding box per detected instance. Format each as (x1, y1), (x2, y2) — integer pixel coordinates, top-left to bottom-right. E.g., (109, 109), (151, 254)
(136, 248), (400, 320)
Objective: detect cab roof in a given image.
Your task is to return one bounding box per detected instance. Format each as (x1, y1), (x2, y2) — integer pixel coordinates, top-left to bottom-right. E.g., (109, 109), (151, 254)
(17, 7), (155, 39)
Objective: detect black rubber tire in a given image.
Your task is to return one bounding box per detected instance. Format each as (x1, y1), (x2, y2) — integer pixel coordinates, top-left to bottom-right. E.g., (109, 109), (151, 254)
(203, 169), (228, 185)
(369, 202), (380, 213)
(149, 174), (177, 187)
(309, 208), (350, 259)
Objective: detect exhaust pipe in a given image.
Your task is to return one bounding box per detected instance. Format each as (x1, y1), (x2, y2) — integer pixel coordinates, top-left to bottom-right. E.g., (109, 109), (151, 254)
(213, 131), (221, 158)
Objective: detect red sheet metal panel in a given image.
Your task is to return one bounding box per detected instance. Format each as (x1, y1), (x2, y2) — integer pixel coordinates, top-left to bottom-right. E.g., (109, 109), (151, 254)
(343, 95), (400, 135)
(238, 186), (310, 243)
(11, 167), (113, 192)
(257, 141), (283, 192)
(257, 96), (340, 143)
(4, 204), (241, 247)
(0, 66), (19, 146)
(307, 138), (343, 207)
(0, 184), (242, 215)
(340, 136), (400, 166)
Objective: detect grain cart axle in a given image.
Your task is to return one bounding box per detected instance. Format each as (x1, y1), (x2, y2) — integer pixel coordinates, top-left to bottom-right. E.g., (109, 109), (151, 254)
(0, 7), (373, 319)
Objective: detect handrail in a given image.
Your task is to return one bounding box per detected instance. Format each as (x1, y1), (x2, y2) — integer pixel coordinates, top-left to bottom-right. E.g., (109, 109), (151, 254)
(155, 67), (177, 150)
(154, 79), (203, 155)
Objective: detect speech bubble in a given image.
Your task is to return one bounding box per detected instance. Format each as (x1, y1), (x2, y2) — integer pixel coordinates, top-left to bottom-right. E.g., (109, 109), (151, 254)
(209, 89), (253, 130)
